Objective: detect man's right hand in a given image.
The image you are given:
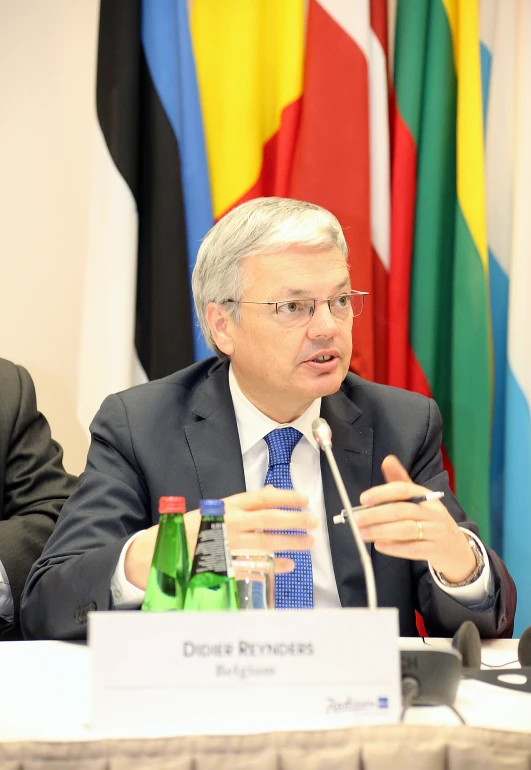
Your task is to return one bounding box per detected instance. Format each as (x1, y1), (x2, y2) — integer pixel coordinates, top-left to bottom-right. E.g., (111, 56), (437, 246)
(223, 487), (316, 575)
(124, 487), (317, 590)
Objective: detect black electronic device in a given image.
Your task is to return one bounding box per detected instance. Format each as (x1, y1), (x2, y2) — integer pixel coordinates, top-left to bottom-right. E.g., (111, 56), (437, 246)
(456, 621), (531, 694)
(400, 646), (462, 706)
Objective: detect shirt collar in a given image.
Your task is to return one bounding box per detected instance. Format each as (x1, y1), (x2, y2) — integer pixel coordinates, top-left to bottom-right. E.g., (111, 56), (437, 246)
(228, 364), (321, 455)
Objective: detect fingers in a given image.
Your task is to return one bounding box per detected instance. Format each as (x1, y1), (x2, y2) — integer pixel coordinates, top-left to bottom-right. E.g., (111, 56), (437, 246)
(359, 479), (429, 507)
(225, 487), (309, 512)
(227, 509), (318, 532)
(359, 454), (432, 509)
(381, 454), (411, 483)
(229, 531), (315, 553)
(356, 500), (439, 528)
(372, 540), (434, 560)
(219, 488), (318, 564)
(359, 519), (433, 543)
(274, 557), (295, 574)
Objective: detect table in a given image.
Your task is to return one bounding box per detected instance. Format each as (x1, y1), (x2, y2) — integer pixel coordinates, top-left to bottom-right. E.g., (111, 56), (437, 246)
(0, 638), (529, 769)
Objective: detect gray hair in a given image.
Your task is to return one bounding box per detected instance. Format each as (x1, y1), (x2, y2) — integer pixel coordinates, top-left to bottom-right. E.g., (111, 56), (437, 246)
(191, 197), (348, 357)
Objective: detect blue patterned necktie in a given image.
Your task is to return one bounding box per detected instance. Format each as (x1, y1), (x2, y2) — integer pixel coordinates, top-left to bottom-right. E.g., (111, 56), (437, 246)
(264, 427), (314, 609)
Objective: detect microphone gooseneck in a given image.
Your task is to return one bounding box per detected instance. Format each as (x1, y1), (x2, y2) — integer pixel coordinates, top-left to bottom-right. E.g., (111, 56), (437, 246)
(312, 417), (377, 611)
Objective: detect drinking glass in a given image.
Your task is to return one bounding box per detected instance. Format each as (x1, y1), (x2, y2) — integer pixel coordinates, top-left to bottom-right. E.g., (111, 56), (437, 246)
(231, 550), (275, 610)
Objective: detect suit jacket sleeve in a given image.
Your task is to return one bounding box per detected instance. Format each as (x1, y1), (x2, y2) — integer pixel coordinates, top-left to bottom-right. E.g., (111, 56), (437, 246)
(411, 398), (516, 639)
(21, 393), (152, 640)
(0, 363), (77, 639)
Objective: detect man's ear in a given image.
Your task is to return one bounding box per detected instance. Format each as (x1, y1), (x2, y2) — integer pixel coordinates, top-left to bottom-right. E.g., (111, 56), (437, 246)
(205, 303), (235, 356)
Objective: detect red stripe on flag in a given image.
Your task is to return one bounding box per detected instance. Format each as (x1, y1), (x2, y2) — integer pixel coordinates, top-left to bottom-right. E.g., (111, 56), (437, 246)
(289, 0), (375, 380)
(370, 0), (390, 384)
(216, 99), (302, 221)
(389, 108), (417, 389)
(370, 0), (388, 58)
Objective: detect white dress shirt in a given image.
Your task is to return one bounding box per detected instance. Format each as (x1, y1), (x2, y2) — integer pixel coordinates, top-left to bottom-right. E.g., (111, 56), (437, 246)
(111, 365), (492, 608)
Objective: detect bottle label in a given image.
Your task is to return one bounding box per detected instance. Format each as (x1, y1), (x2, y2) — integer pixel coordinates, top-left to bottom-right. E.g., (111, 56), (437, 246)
(191, 521), (232, 577)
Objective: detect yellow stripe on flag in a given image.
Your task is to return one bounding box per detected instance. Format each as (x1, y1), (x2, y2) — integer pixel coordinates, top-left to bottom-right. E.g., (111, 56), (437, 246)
(191, 0), (304, 220)
(442, 0), (488, 269)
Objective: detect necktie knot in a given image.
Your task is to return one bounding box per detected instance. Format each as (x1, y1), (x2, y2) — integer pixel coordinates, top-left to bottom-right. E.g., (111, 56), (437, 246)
(264, 427), (303, 467)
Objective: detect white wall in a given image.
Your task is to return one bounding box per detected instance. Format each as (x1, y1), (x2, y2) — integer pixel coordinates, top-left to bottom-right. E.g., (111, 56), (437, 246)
(0, 0), (100, 475)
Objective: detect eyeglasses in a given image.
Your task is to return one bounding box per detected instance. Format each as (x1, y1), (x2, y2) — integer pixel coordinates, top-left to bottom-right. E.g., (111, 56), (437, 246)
(223, 291), (368, 328)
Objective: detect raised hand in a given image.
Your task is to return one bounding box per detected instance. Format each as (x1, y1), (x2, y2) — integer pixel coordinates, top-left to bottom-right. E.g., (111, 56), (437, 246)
(356, 455), (476, 583)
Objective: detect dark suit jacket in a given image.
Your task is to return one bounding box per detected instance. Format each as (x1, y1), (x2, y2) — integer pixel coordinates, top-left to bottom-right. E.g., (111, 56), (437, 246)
(0, 359), (77, 639)
(21, 358), (516, 640)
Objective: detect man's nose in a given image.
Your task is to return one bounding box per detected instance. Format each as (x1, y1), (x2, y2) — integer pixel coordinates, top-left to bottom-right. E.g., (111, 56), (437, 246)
(306, 301), (339, 338)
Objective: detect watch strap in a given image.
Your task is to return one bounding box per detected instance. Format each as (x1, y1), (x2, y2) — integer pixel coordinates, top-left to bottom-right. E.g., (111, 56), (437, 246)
(434, 535), (485, 588)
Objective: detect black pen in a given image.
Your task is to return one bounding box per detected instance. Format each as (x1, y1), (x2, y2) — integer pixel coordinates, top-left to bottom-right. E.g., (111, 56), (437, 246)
(333, 491), (444, 524)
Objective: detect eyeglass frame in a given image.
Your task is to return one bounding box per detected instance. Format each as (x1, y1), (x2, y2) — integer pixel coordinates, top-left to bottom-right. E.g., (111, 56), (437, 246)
(222, 290), (369, 321)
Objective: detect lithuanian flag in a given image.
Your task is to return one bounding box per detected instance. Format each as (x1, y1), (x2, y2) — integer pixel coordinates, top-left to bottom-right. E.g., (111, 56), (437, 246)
(391, 0), (491, 541)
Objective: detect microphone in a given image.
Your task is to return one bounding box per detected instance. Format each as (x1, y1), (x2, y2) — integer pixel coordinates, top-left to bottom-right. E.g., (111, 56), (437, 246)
(312, 418), (377, 610)
(313, 417), (463, 707)
(457, 621), (531, 694)
(518, 625), (531, 666)
(452, 620), (482, 668)
(399, 642), (462, 707)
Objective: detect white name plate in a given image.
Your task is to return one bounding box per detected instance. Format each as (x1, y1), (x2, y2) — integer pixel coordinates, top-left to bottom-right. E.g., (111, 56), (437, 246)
(89, 608), (400, 736)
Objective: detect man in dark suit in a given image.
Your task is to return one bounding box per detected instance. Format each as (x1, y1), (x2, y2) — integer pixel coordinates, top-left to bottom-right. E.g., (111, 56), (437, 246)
(0, 359), (77, 639)
(21, 198), (515, 640)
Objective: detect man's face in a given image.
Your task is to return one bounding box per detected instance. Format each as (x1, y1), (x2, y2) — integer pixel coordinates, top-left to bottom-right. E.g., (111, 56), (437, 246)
(220, 246), (354, 422)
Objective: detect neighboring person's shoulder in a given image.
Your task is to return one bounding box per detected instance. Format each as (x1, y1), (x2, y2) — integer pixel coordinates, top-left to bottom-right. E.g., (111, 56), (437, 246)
(0, 358), (37, 422)
(0, 357), (30, 392)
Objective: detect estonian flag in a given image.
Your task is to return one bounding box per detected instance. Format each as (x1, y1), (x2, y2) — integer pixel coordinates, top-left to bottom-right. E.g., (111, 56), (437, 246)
(78, 0), (212, 432)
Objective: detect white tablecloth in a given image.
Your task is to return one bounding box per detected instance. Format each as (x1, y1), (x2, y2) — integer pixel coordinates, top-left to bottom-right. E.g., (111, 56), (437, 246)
(0, 637), (528, 742)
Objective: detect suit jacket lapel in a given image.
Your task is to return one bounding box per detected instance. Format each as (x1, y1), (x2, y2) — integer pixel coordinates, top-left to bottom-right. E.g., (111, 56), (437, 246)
(320, 389), (374, 607)
(184, 363), (246, 500)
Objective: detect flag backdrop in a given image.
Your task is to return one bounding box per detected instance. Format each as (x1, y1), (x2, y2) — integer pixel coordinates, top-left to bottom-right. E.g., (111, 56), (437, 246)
(81, 0), (531, 633)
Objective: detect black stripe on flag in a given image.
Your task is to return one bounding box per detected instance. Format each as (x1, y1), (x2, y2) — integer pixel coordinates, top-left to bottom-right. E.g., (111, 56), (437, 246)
(96, 0), (194, 380)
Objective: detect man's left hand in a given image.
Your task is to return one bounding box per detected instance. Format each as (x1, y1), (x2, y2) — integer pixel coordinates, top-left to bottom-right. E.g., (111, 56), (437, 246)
(357, 455), (476, 584)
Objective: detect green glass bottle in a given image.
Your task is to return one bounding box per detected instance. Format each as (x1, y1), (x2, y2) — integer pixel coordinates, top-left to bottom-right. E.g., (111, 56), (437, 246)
(184, 499), (239, 612)
(142, 496), (190, 612)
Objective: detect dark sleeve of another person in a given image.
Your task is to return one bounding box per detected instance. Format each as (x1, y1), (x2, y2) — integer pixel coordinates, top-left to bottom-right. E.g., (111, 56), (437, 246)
(0, 361), (78, 639)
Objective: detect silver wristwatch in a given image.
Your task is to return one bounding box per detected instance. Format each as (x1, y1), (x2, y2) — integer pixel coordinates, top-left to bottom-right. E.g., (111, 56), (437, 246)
(434, 535), (485, 587)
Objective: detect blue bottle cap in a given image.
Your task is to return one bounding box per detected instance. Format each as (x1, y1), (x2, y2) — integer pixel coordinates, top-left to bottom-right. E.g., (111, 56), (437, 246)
(199, 499), (225, 516)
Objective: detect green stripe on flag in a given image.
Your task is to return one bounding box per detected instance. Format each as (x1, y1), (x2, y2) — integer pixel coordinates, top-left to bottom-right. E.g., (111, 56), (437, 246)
(394, 0), (429, 140)
(409, 0), (456, 420)
(451, 206), (491, 540)
(406, 0), (492, 541)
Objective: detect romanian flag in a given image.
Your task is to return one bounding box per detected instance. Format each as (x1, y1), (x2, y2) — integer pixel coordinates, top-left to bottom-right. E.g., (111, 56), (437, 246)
(83, 0), (531, 631)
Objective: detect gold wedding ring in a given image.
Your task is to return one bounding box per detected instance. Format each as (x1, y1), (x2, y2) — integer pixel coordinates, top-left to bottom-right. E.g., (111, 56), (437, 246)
(417, 520), (424, 541)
